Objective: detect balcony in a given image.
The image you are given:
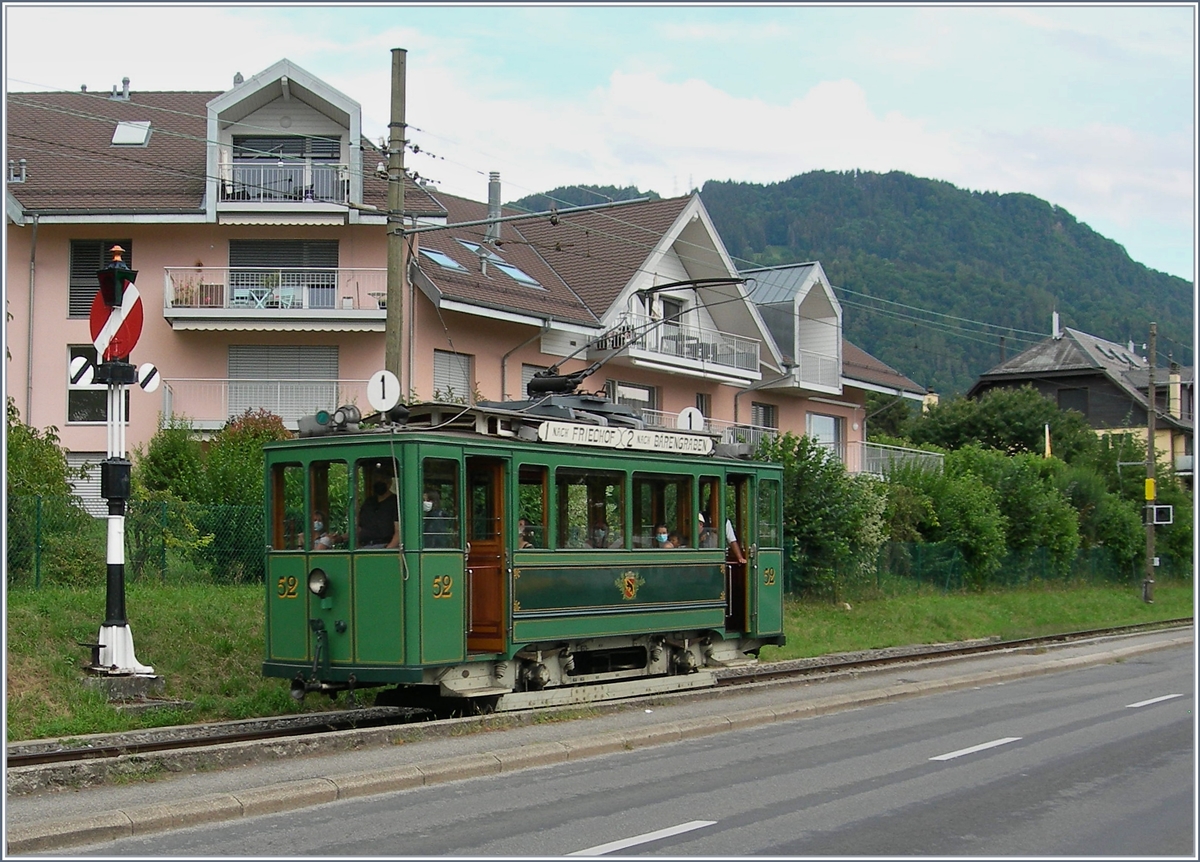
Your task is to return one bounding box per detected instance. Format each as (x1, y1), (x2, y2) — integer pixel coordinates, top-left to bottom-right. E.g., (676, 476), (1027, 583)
(219, 162), (348, 204)
(792, 347), (840, 390)
(161, 378), (370, 431)
(640, 409), (943, 476)
(600, 313), (760, 378)
(163, 267), (386, 329)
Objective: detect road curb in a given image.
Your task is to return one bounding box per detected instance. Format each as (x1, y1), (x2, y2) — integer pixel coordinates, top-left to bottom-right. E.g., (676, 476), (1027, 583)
(6, 634), (1190, 855)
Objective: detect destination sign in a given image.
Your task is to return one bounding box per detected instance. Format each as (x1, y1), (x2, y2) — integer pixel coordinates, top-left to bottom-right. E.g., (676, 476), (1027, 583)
(537, 420), (713, 455)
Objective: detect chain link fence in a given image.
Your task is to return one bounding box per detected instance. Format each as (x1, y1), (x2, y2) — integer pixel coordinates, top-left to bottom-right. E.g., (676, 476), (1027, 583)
(8, 495), (1191, 597)
(782, 539), (1191, 602)
(7, 496), (264, 588)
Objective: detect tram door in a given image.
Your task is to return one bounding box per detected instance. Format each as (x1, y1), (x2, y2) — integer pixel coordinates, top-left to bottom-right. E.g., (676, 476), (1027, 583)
(466, 457), (507, 653)
(725, 474), (752, 633)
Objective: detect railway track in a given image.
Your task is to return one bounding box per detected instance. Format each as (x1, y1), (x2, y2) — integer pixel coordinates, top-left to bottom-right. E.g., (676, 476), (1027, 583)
(8, 618), (1191, 772)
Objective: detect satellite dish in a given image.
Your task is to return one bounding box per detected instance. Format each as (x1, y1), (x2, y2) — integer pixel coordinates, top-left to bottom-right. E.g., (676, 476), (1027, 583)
(367, 370), (401, 413)
(677, 406), (705, 431)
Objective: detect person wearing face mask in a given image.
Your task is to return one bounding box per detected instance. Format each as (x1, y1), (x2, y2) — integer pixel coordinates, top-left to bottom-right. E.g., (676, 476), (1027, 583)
(587, 519), (622, 549)
(422, 488), (455, 548)
(357, 476), (399, 549)
(653, 524), (675, 548)
(311, 510), (334, 550)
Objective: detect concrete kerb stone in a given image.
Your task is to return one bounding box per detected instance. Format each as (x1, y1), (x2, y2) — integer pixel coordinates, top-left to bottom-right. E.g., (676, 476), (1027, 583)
(558, 732), (630, 760)
(7, 635), (1190, 855)
(125, 794), (244, 836)
(234, 778), (339, 817)
(328, 764), (425, 799)
(491, 741), (571, 772)
(6, 811), (134, 855)
(415, 753), (502, 785)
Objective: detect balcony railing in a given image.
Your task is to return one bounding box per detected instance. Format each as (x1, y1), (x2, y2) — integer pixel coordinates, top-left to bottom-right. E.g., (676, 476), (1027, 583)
(793, 347), (840, 389)
(220, 162), (348, 203)
(603, 313), (759, 372)
(640, 409), (943, 476)
(164, 268), (387, 312)
(162, 378), (370, 429)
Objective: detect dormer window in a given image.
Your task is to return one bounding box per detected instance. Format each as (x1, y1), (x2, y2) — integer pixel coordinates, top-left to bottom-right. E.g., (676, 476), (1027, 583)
(225, 134), (344, 203)
(112, 121), (151, 146)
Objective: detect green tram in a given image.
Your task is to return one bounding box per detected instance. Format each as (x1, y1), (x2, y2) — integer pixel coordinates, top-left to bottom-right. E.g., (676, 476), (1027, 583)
(264, 394), (785, 713)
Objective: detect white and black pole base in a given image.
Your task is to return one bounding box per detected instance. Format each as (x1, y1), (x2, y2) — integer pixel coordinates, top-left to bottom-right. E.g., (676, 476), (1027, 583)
(89, 362), (155, 678)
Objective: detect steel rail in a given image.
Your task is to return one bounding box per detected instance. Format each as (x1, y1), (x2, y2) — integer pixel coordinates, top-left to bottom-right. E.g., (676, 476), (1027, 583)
(8, 618), (1191, 770)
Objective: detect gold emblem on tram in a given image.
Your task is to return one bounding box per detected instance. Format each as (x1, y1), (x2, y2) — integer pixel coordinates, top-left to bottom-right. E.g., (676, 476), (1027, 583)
(616, 571), (645, 600)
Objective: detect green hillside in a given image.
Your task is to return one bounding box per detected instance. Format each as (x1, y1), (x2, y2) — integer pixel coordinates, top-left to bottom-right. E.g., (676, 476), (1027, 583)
(515, 173), (1193, 395)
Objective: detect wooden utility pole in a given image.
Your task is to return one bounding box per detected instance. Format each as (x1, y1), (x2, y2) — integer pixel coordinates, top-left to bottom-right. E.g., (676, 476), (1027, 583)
(1143, 322), (1157, 603)
(385, 48), (407, 389)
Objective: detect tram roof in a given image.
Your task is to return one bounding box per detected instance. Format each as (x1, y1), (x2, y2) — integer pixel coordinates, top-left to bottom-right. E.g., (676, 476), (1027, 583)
(270, 396), (764, 462)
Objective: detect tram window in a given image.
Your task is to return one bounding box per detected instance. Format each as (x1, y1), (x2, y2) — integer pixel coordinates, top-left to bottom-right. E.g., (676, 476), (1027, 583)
(270, 463), (305, 550)
(758, 478), (781, 546)
(518, 464), (547, 549)
(699, 477), (720, 549)
(632, 473), (692, 548)
(469, 466), (499, 542)
(556, 468), (624, 549)
(309, 460), (349, 550)
(422, 458), (459, 549)
(355, 458), (400, 549)
(727, 476), (750, 553)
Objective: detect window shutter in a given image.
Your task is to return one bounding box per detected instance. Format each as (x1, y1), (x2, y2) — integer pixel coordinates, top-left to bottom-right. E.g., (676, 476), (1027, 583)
(228, 345), (339, 420)
(434, 350), (472, 402)
(70, 239), (132, 317)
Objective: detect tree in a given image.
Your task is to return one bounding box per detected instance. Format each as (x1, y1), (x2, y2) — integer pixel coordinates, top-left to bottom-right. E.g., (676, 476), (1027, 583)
(5, 396), (82, 498)
(947, 445), (1080, 574)
(885, 461), (1009, 586)
(201, 409), (291, 508)
(864, 392), (912, 440)
(757, 432), (887, 599)
(908, 384), (1098, 464)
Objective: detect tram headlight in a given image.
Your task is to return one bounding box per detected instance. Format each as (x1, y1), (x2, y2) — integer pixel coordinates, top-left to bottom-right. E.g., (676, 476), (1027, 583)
(307, 568), (330, 597)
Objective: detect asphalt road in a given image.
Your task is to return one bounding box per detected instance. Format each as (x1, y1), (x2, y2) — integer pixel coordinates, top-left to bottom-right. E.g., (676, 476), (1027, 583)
(55, 641), (1193, 857)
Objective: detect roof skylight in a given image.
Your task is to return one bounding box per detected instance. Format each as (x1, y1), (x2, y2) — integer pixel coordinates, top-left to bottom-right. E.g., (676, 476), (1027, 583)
(419, 248), (467, 271)
(112, 120), (151, 146)
(456, 240), (542, 288)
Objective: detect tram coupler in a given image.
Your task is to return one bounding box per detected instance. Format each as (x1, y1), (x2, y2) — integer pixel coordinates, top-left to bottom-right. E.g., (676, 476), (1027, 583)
(290, 674), (355, 702)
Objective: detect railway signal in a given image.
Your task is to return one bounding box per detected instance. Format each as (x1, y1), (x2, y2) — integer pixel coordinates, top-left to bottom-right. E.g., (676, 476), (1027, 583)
(87, 246), (155, 679)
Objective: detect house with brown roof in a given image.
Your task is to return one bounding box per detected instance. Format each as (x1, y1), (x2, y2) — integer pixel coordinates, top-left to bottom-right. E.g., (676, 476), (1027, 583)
(968, 324), (1193, 487)
(7, 58), (933, 510)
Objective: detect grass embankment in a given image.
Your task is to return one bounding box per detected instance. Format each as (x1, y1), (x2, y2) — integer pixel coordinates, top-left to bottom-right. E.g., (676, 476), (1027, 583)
(5, 580), (1193, 742)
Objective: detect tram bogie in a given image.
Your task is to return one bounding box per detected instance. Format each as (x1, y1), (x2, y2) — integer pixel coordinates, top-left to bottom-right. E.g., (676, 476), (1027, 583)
(264, 396), (785, 713)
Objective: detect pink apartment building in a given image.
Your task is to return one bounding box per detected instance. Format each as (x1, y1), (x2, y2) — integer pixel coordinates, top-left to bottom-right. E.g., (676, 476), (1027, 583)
(6, 59), (931, 512)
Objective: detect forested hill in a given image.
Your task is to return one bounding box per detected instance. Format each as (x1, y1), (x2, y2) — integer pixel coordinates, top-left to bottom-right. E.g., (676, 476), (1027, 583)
(514, 173), (1193, 396)
(700, 171), (1193, 395)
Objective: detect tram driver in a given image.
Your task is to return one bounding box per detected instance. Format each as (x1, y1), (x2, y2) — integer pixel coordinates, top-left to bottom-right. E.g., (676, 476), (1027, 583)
(358, 476), (399, 549)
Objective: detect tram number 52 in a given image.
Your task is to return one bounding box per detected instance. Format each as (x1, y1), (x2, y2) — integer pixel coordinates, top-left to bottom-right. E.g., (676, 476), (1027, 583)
(763, 567), (776, 587)
(433, 575), (454, 599)
(277, 576), (299, 599)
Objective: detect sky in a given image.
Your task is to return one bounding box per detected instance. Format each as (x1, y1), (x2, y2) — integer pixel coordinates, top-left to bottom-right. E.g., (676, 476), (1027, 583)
(3, 3), (1196, 281)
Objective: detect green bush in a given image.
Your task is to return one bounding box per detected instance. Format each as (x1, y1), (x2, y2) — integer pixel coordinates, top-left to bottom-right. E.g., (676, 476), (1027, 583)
(885, 462), (1008, 586)
(758, 432), (887, 600)
(947, 446), (1080, 575)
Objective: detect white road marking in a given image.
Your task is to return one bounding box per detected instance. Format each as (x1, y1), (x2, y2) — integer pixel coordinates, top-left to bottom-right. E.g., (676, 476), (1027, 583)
(568, 820), (717, 856)
(1126, 693), (1184, 708)
(930, 736), (1022, 761)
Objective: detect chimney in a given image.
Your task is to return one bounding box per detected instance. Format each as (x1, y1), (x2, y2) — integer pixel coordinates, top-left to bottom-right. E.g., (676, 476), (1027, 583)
(485, 171), (501, 243)
(1051, 310), (1062, 340)
(122, 77), (130, 99)
(1169, 361), (1182, 419)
